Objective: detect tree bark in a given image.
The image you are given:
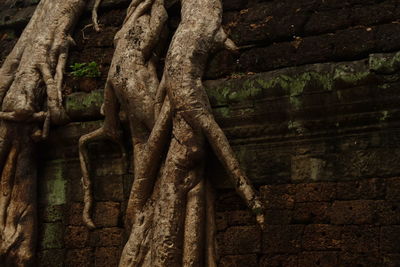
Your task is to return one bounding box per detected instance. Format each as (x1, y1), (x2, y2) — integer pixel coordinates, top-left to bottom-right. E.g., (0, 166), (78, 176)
(81, 0), (265, 266)
(0, 0), (86, 265)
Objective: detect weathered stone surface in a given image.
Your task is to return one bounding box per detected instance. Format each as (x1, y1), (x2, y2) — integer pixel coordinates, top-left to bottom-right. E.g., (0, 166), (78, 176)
(219, 254), (257, 267)
(295, 183), (336, 202)
(298, 252), (339, 267)
(262, 225), (304, 253)
(217, 226), (261, 255)
(381, 226), (400, 253)
(260, 184), (295, 209)
(376, 201), (400, 225)
(90, 227), (124, 247)
(65, 226), (90, 248)
(39, 205), (64, 223)
(341, 226), (379, 253)
(330, 200), (376, 224)
(65, 248), (94, 267)
(94, 247), (121, 267)
(259, 254), (298, 267)
(65, 202), (84, 226)
(38, 249), (65, 267)
(336, 178), (386, 200)
(293, 202), (331, 224)
(339, 253), (381, 267)
(93, 175), (124, 201)
(302, 224), (341, 251)
(382, 254), (400, 267)
(39, 223), (64, 249)
(92, 201), (120, 227)
(1, 0), (400, 265)
(65, 90), (104, 121)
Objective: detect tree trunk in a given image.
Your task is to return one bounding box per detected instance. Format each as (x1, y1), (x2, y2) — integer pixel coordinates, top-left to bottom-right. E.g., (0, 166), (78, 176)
(0, 0), (86, 265)
(80, 0), (265, 266)
(1, 0), (265, 265)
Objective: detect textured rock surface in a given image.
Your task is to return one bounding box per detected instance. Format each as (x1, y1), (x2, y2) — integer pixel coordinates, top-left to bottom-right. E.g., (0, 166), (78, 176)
(1, 0), (400, 266)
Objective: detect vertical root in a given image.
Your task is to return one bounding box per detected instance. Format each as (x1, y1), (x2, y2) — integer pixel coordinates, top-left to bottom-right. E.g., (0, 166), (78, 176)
(126, 98), (171, 225)
(183, 179), (205, 267)
(79, 82), (123, 229)
(92, 0), (102, 32)
(0, 146), (17, 232)
(205, 179), (218, 267)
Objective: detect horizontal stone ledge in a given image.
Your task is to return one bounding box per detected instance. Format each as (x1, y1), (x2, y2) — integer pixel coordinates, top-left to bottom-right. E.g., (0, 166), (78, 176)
(64, 50), (400, 122)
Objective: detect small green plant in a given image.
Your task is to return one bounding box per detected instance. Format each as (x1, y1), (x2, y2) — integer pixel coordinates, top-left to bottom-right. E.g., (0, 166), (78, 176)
(70, 61), (101, 78)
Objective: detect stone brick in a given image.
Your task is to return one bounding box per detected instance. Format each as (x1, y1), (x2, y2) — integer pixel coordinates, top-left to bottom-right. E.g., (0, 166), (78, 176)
(90, 227), (124, 247)
(339, 253), (381, 267)
(265, 209), (293, 225)
(215, 191), (248, 211)
(376, 201), (400, 225)
(293, 202), (331, 224)
(298, 252), (338, 267)
(222, 0), (247, 11)
(216, 212), (228, 231)
(93, 175), (124, 201)
(217, 226), (261, 255)
(39, 222), (64, 249)
(224, 210), (256, 226)
(381, 226), (400, 253)
(262, 225), (303, 253)
(291, 155), (328, 182)
(219, 254), (258, 267)
(260, 184), (296, 209)
(330, 200), (375, 224)
(295, 183), (336, 202)
(40, 204), (64, 223)
(93, 201), (120, 227)
(38, 249), (65, 267)
(386, 178), (400, 201)
(341, 226), (379, 253)
(95, 247), (121, 267)
(64, 226), (90, 248)
(259, 254), (298, 267)
(383, 254), (400, 267)
(65, 248), (94, 267)
(65, 202), (84, 226)
(303, 224), (341, 251)
(336, 178), (385, 200)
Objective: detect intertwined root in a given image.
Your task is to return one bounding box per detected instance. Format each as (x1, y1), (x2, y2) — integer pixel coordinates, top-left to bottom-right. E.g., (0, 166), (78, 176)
(0, 0), (86, 265)
(80, 0), (265, 266)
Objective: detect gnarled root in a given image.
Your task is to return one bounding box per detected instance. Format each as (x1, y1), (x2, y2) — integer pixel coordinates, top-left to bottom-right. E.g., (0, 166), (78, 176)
(0, 0), (86, 264)
(80, 0), (169, 230)
(164, 0), (266, 227)
(0, 123), (39, 267)
(79, 82), (125, 229)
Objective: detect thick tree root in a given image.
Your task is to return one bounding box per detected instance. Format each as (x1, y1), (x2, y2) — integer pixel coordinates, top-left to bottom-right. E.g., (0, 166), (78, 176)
(164, 0), (265, 225)
(0, 0), (86, 265)
(80, 0), (265, 266)
(79, 0), (169, 229)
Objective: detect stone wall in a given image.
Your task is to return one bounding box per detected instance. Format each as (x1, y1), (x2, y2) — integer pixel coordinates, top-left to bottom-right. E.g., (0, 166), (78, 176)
(1, 0), (400, 266)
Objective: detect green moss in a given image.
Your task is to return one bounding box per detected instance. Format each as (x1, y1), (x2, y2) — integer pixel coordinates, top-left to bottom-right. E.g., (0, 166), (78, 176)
(70, 62), (101, 78)
(42, 160), (67, 206)
(369, 52), (400, 74)
(288, 120), (305, 134)
(380, 110), (390, 121)
(214, 106), (231, 118)
(40, 223), (64, 249)
(333, 65), (370, 85)
(65, 90), (104, 114)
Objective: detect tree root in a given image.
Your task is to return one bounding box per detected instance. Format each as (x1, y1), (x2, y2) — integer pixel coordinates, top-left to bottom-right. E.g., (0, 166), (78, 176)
(80, 0), (266, 266)
(0, 0), (86, 264)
